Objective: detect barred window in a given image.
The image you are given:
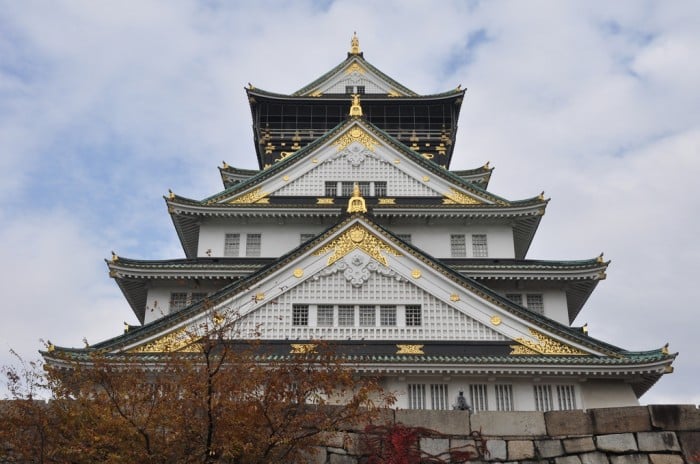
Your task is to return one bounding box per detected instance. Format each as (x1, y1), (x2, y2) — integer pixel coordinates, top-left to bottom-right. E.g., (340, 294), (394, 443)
(408, 384), (426, 409)
(470, 384), (489, 412)
(338, 305), (354, 326)
(324, 181), (337, 196)
(317, 305), (334, 326)
(405, 305), (422, 326)
(341, 182), (355, 196)
(380, 306), (397, 326)
(345, 85), (353, 95)
(292, 305), (309, 326)
(534, 385), (554, 412)
(359, 305), (375, 326)
(169, 292), (188, 312)
(506, 293), (523, 305)
(450, 234), (466, 257)
(526, 294), (544, 314)
(495, 384), (514, 411)
(472, 234), (488, 257)
(246, 234), (261, 257)
(224, 233), (240, 257)
(430, 384), (449, 410)
(396, 234), (412, 244)
(557, 385), (577, 410)
(358, 181), (370, 196)
(356, 85), (365, 94)
(300, 233), (315, 244)
(374, 181), (387, 196)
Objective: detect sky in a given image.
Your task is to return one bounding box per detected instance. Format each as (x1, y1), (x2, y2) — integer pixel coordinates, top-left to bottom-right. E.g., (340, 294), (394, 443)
(0, 1), (698, 405)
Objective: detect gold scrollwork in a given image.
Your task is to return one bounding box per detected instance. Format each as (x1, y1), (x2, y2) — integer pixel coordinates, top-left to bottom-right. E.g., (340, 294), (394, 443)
(317, 198), (334, 205)
(490, 315), (502, 326)
(290, 343), (317, 354)
(378, 198), (396, 205)
(442, 188), (482, 205)
(510, 328), (587, 356)
(396, 344), (424, 355)
(334, 126), (378, 152)
(293, 268), (304, 278)
(345, 62), (366, 74)
(450, 293), (461, 302)
(131, 328), (200, 353)
(411, 269), (422, 279)
(229, 188), (269, 204)
(313, 223), (401, 266)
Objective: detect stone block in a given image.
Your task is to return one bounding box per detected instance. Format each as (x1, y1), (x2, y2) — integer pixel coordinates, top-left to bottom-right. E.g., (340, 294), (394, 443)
(471, 411), (546, 436)
(299, 446), (327, 464)
(420, 437), (450, 457)
(649, 405), (700, 431)
(609, 454), (650, 464)
(485, 439), (507, 461)
(330, 453), (357, 464)
(591, 407), (651, 434)
(508, 440), (535, 460)
(678, 432), (700, 464)
(563, 436), (596, 453)
(648, 454), (685, 464)
(338, 407), (394, 432)
(451, 439), (486, 460)
(596, 433), (638, 453)
(555, 456), (582, 464)
(395, 409), (470, 435)
(579, 451), (610, 464)
(546, 410), (594, 436)
(534, 439), (564, 458)
(637, 431), (681, 452)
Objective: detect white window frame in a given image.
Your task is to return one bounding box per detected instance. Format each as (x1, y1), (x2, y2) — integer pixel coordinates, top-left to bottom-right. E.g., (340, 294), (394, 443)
(450, 234), (466, 257)
(292, 305), (309, 326)
(408, 384), (426, 409)
(472, 234), (488, 257)
(405, 305), (422, 327)
(224, 233), (240, 257)
(380, 306), (397, 326)
(430, 384), (449, 410)
(245, 233), (261, 257)
(470, 384), (489, 412)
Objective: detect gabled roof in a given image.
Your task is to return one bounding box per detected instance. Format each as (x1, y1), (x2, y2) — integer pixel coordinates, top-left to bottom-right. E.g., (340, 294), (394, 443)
(49, 213), (674, 397)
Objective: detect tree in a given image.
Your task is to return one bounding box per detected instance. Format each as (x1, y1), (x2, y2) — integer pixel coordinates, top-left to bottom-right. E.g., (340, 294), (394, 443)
(1, 309), (394, 463)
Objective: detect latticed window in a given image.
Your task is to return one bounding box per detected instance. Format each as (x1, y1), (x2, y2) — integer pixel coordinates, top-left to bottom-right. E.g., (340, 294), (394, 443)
(470, 384), (489, 412)
(358, 182), (370, 196)
(450, 234), (466, 257)
(317, 305), (334, 326)
(345, 85), (353, 95)
(341, 182), (355, 196)
(356, 85), (365, 94)
(359, 305), (375, 326)
(300, 233), (315, 244)
(246, 234), (261, 257)
(338, 305), (354, 326)
(534, 385), (554, 412)
(292, 305), (309, 326)
(472, 234), (488, 257)
(430, 384), (449, 410)
(380, 306), (396, 326)
(396, 234), (412, 244)
(374, 181), (387, 196)
(405, 305), (422, 326)
(169, 292), (188, 312)
(324, 181), (337, 196)
(526, 294), (544, 314)
(224, 233), (240, 257)
(408, 384), (426, 409)
(495, 384), (514, 411)
(557, 385), (577, 410)
(506, 293), (523, 305)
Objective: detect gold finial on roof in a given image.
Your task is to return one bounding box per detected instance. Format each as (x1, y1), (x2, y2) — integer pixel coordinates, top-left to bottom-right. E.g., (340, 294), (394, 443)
(582, 323), (588, 335)
(111, 251), (118, 263)
(538, 191), (545, 201)
(349, 94), (363, 117)
(347, 182), (367, 214)
(47, 340), (55, 352)
(350, 31), (361, 55)
(483, 161), (491, 169)
(661, 343), (669, 355)
(168, 189), (175, 200)
(222, 160), (229, 169)
(596, 252), (605, 264)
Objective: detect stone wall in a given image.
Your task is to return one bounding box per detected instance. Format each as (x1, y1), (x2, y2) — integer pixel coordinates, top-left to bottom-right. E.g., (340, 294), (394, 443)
(310, 405), (700, 464)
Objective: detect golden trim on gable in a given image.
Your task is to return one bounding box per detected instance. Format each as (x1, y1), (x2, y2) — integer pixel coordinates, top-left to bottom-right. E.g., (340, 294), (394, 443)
(313, 223), (401, 266)
(229, 188), (269, 204)
(334, 126), (379, 152)
(442, 188), (481, 205)
(396, 344), (424, 355)
(510, 328), (587, 356)
(131, 328), (200, 353)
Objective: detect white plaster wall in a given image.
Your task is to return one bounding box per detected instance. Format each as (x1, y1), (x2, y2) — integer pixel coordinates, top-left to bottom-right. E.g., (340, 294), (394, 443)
(143, 281), (220, 325)
(542, 290), (569, 325)
(579, 381), (639, 409)
(388, 224), (515, 259)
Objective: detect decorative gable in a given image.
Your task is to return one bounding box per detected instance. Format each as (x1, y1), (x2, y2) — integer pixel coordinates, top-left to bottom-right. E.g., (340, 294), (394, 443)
(302, 57), (409, 96)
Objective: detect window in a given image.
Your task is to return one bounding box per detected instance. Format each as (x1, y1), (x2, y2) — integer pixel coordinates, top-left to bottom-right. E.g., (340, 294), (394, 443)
(341, 182), (355, 196)
(506, 293), (523, 305)
(170, 292), (188, 312)
(345, 85), (353, 94)
(408, 384), (426, 409)
(324, 181), (337, 196)
(534, 385), (554, 412)
(317, 305), (334, 326)
(380, 306), (397, 326)
(470, 384), (489, 412)
(246, 234), (261, 257)
(557, 385), (577, 410)
(450, 234), (466, 257)
(358, 181), (370, 196)
(495, 384), (514, 411)
(430, 384), (449, 410)
(374, 181), (387, 196)
(338, 305), (355, 326)
(292, 305), (309, 326)
(300, 233), (315, 244)
(359, 305), (375, 326)
(224, 233), (240, 257)
(472, 234), (488, 257)
(405, 305), (422, 326)
(526, 294), (544, 315)
(356, 85), (365, 94)
(396, 234), (412, 244)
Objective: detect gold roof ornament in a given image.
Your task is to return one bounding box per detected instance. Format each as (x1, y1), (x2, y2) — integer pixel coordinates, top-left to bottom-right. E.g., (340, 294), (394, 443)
(350, 31), (361, 55)
(349, 93), (363, 117)
(111, 251), (119, 263)
(347, 182), (367, 214)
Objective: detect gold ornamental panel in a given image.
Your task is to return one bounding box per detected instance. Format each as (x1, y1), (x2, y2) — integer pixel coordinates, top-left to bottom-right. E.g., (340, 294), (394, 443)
(290, 344), (317, 354)
(229, 188), (270, 204)
(442, 188), (481, 205)
(345, 62), (366, 74)
(131, 328), (200, 353)
(510, 328), (587, 356)
(313, 223), (401, 266)
(334, 126), (379, 152)
(396, 344), (424, 355)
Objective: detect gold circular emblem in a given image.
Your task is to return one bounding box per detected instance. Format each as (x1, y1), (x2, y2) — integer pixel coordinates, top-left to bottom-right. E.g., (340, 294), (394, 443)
(293, 268), (304, 278)
(422, 176), (430, 182)
(490, 315), (502, 326)
(411, 269), (421, 279)
(450, 293), (460, 302)
(312, 158), (318, 163)
(283, 175), (289, 182)
(349, 228), (365, 243)
(394, 159), (401, 164)
(350, 127), (362, 138)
